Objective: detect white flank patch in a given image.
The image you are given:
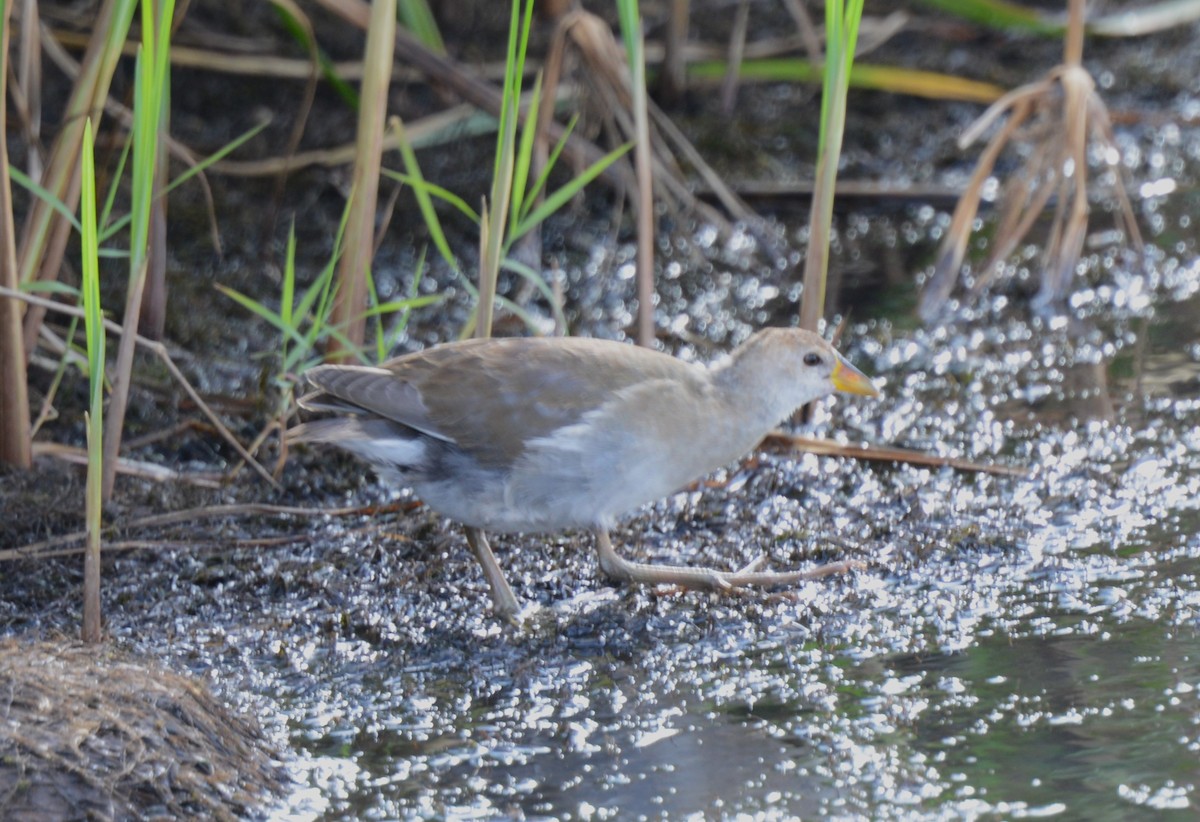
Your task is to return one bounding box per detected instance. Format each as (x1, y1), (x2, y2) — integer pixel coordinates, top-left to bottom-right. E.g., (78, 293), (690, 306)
(527, 423), (590, 454)
(526, 404), (615, 456)
(345, 437), (426, 467)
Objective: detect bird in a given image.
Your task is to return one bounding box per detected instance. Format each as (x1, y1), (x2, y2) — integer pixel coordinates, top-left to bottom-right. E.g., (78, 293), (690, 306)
(290, 328), (880, 619)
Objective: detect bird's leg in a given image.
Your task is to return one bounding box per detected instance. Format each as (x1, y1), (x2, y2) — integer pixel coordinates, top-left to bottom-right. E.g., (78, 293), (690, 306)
(593, 528), (861, 591)
(464, 527), (522, 620)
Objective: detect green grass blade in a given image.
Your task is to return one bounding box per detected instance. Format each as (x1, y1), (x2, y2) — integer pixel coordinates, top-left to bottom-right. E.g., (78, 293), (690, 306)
(163, 118), (271, 196)
(22, 281), (81, 297)
(520, 113), (578, 219)
(392, 118), (460, 272)
(79, 118), (104, 643)
(617, 0), (640, 74)
(799, 0), (864, 332)
(491, 0), (535, 182)
(296, 193), (353, 331)
(381, 169), (480, 222)
(293, 264), (334, 333)
(501, 257), (567, 332)
(917, 0), (1063, 34)
(7, 166), (82, 232)
(509, 72), (544, 230)
(381, 247), (430, 355)
(685, 59), (1005, 103)
(280, 223), (297, 333)
(99, 132), (133, 238)
(80, 120), (103, 395)
(508, 141), (632, 246)
(399, 0), (446, 53)
(322, 324), (372, 364)
(494, 0), (522, 185)
(272, 3), (359, 107)
(216, 285), (292, 338)
(360, 294), (444, 318)
(97, 109), (271, 245)
(280, 221), (299, 362)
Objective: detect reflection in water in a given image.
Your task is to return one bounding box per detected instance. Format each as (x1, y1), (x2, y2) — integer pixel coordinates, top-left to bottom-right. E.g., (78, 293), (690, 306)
(1063, 359), (1115, 423)
(263, 525), (1200, 819)
(887, 622), (1200, 817)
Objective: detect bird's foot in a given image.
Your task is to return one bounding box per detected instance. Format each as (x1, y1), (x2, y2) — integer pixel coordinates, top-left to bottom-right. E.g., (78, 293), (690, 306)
(701, 557), (764, 590)
(496, 599), (553, 630)
(689, 557), (865, 592)
(593, 528), (864, 594)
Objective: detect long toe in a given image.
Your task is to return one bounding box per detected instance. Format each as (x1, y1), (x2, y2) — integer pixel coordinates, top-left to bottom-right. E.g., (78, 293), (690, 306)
(593, 528), (862, 592)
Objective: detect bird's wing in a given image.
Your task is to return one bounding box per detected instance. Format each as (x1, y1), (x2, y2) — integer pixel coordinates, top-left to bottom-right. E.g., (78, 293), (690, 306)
(300, 364), (454, 443)
(394, 337), (705, 469)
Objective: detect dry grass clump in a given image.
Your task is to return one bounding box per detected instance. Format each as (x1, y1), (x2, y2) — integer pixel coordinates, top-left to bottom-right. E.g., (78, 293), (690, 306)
(919, 0), (1142, 319)
(0, 639), (286, 821)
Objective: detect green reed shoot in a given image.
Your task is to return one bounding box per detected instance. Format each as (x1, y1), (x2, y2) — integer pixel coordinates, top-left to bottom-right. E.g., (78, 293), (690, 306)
(389, 0), (629, 339)
(80, 118), (104, 644)
(799, 0), (865, 333)
(101, 0), (176, 501)
(399, 0), (445, 54)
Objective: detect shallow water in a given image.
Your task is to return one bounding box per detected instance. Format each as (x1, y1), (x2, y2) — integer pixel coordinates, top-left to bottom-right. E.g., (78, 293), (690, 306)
(67, 239), (1193, 820)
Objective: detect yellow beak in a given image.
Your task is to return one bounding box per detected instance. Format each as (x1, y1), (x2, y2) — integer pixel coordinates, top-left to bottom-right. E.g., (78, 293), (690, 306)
(831, 355), (881, 397)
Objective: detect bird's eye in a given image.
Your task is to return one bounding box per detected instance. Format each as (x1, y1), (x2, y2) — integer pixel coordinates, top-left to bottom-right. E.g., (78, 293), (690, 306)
(803, 352), (823, 367)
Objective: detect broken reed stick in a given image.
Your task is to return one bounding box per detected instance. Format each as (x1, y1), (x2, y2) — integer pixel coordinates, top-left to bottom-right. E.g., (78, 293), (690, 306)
(0, 500), (420, 562)
(0, 285), (278, 488)
(764, 431), (1029, 478)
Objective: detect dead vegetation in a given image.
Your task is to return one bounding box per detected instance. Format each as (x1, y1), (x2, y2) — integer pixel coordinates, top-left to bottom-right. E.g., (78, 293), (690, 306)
(0, 639), (286, 821)
(919, 0), (1143, 319)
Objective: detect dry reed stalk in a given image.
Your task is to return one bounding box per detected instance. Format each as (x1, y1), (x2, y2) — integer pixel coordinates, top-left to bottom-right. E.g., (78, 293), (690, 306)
(326, 0), (396, 359)
(0, 0), (32, 468)
(720, 0), (752, 114)
(17, 0), (137, 356)
(15, 0), (42, 178)
(539, 10), (753, 234)
(660, 0), (691, 103)
(629, 19), (656, 347)
(100, 0), (176, 503)
(0, 285), (278, 488)
(34, 29), (224, 255)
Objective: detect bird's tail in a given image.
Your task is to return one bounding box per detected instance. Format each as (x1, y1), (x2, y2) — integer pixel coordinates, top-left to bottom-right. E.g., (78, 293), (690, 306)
(288, 416), (429, 476)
